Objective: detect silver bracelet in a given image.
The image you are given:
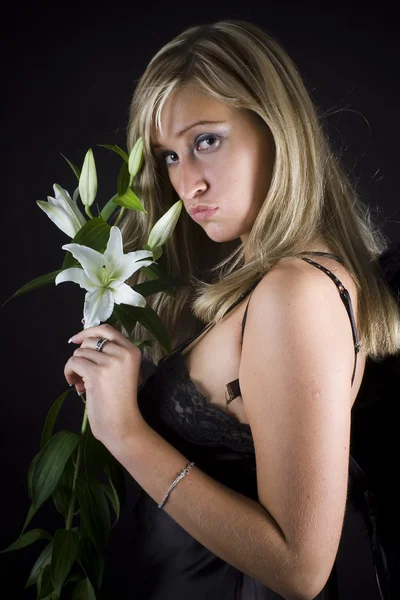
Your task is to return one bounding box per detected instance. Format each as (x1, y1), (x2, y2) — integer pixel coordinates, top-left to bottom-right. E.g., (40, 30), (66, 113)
(158, 461), (195, 509)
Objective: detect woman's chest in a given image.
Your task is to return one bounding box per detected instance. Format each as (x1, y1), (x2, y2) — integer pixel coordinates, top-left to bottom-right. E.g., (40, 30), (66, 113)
(181, 306), (250, 425)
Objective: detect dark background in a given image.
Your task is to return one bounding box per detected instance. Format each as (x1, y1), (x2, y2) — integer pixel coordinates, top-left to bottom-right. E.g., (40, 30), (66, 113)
(1, 1), (398, 598)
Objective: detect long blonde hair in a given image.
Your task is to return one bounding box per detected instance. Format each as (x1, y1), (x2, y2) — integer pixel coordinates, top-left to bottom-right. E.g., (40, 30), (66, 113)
(119, 19), (400, 365)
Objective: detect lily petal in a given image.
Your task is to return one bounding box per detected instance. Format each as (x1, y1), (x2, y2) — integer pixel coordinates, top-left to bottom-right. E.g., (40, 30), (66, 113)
(55, 267), (98, 291)
(72, 186), (80, 203)
(147, 200), (182, 248)
(104, 226), (123, 259)
(109, 251), (154, 282)
(53, 184), (86, 231)
(79, 148), (97, 207)
(54, 184), (74, 205)
(109, 282), (147, 307)
(37, 201), (80, 238)
(83, 288), (114, 328)
(61, 243), (105, 285)
(102, 226), (124, 275)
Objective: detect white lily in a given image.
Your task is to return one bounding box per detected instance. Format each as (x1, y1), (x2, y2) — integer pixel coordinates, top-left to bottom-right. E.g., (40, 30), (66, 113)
(79, 148), (97, 208)
(128, 137), (144, 179)
(55, 226), (155, 328)
(147, 200), (183, 249)
(36, 184), (87, 238)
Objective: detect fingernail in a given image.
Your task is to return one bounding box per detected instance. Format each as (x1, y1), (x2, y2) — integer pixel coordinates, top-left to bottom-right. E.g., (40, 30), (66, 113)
(69, 383), (73, 387)
(68, 335), (76, 343)
(77, 390), (85, 396)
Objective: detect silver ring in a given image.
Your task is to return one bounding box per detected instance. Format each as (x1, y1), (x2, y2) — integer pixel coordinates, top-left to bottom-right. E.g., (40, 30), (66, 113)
(95, 337), (109, 352)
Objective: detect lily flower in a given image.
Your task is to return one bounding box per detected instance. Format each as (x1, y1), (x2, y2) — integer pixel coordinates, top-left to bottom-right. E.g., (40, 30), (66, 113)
(36, 184), (87, 238)
(55, 226), (155, 328)
(147, 200), (183, 250)
(128, 137), (144, 180)
(79, 148), (97, 208)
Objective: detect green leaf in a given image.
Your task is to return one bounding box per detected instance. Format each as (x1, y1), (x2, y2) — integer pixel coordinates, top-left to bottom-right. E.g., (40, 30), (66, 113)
(134, 338), (156, 350)
(102, 459), (126, 527)
(62, 217), (111, 269)
(151, 245), (163, 261)
(65, 572), (85, 586)
(105, 458), (126, 509)
(113, 187), (147, 213)
(0, 528), (52, 554)
(100, 483), (119, 528)
(28, 452), (41, 499)
(40, 389), (72, 449)
(100, 194), (119, 222)
(76, 477), (111, 555)
(132, 276), (185, 298)
(113, 303), (171, 354)
(117, 160), (130, 196)
(31, 431), (80, 512)
(51, 529), (80, 598)
(71, 577), (96, 600)
(77, 536), (104, 596)
(37, 563), (55, 599)
(98, 143), (129, 163)
(61, 153), (81, 180)
(82, 422), (112, 478)
(24, 540), (53, 589)
(1, 270), (62, 308)
(141, 262), (168, 281)
(52, 456), (76, 522)
(20, 504), (38, 537)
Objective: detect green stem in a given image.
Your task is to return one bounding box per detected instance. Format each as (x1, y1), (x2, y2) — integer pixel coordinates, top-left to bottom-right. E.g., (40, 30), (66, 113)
(66, 399), (88, 530)
(114, 207), (125, 228)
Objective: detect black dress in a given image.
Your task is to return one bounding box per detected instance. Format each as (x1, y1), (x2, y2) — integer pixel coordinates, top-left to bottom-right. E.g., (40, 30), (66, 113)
(127, 252), (373, 600)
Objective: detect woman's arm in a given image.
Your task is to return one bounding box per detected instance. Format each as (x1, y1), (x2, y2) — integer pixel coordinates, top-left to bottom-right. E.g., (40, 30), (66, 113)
(112, 420), (299, 600)
(110, 260), (355, 600)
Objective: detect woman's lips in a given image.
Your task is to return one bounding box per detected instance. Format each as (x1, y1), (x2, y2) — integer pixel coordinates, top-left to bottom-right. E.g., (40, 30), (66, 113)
(190, 207), (218, 221)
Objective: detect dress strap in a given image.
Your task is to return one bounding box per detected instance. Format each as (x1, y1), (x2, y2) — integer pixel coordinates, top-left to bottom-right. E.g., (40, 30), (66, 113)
(225, 253), (360, 404)
(300, 256), (360, 387)
(165, 278), (263, 366)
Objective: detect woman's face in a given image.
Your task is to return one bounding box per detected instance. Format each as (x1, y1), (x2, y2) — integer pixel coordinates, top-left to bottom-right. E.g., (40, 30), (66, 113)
(150, 84), (275, 245)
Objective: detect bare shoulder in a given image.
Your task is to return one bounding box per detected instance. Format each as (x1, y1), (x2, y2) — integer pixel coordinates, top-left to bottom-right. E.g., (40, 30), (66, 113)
(248, 254), (358, 344)
(237, 255), (359, 591)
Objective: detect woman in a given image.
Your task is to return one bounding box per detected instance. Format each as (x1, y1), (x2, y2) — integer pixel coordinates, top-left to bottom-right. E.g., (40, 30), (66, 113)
(65, 20), (400, 599)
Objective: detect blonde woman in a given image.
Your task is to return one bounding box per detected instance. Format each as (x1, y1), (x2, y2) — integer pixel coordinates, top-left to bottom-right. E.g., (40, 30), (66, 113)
(65, 19), (400, 600)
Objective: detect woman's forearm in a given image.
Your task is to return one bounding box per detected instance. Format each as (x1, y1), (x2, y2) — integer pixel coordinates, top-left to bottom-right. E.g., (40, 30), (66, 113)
(109, 421), (310, 600)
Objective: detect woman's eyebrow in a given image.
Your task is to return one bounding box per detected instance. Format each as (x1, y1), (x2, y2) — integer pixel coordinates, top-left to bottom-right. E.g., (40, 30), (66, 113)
(151, 120), (227, 150)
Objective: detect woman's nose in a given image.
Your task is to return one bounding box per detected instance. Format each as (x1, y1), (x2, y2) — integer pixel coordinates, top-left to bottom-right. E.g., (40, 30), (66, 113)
(174, 158), (208, 202)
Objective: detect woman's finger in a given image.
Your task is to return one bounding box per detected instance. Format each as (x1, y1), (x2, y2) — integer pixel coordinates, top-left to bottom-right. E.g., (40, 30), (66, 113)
(64, 355), (95, 391)
(69, 323), (129, 348)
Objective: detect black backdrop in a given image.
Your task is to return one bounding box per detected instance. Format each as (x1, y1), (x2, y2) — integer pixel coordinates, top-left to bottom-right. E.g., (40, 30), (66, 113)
(1, 1), (398, 598)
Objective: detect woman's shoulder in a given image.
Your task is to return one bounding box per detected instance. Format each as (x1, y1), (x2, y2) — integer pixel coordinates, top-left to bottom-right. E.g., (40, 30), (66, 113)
(258, 253), (359, 311)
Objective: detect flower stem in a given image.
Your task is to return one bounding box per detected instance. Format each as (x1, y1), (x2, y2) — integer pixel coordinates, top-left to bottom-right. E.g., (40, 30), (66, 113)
(114, 207), (125, 228)
(66, 398), (88, 530)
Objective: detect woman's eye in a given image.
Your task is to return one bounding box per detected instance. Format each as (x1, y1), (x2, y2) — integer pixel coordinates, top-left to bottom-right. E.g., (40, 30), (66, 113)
(162, 134), (220, 168)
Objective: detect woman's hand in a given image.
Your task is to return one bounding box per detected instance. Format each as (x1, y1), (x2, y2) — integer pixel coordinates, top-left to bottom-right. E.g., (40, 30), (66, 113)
(64, 323), (146, 451)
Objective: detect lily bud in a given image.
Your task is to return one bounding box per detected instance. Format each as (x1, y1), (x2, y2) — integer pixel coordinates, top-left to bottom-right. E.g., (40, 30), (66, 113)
(79, 148), (97, 207)
(36, 184), (86, 238)
(128, 137), (144, 179)
(147, 200), (183, 249)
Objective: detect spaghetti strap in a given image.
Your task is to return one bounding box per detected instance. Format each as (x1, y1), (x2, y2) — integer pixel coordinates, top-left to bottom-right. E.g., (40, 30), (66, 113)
(225, 253), (360, 404)
(161, 277), (262, 366)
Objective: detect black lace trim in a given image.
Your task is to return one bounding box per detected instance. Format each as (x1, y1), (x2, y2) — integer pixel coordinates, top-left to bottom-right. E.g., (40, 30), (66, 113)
(138, 351), (255, 455)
